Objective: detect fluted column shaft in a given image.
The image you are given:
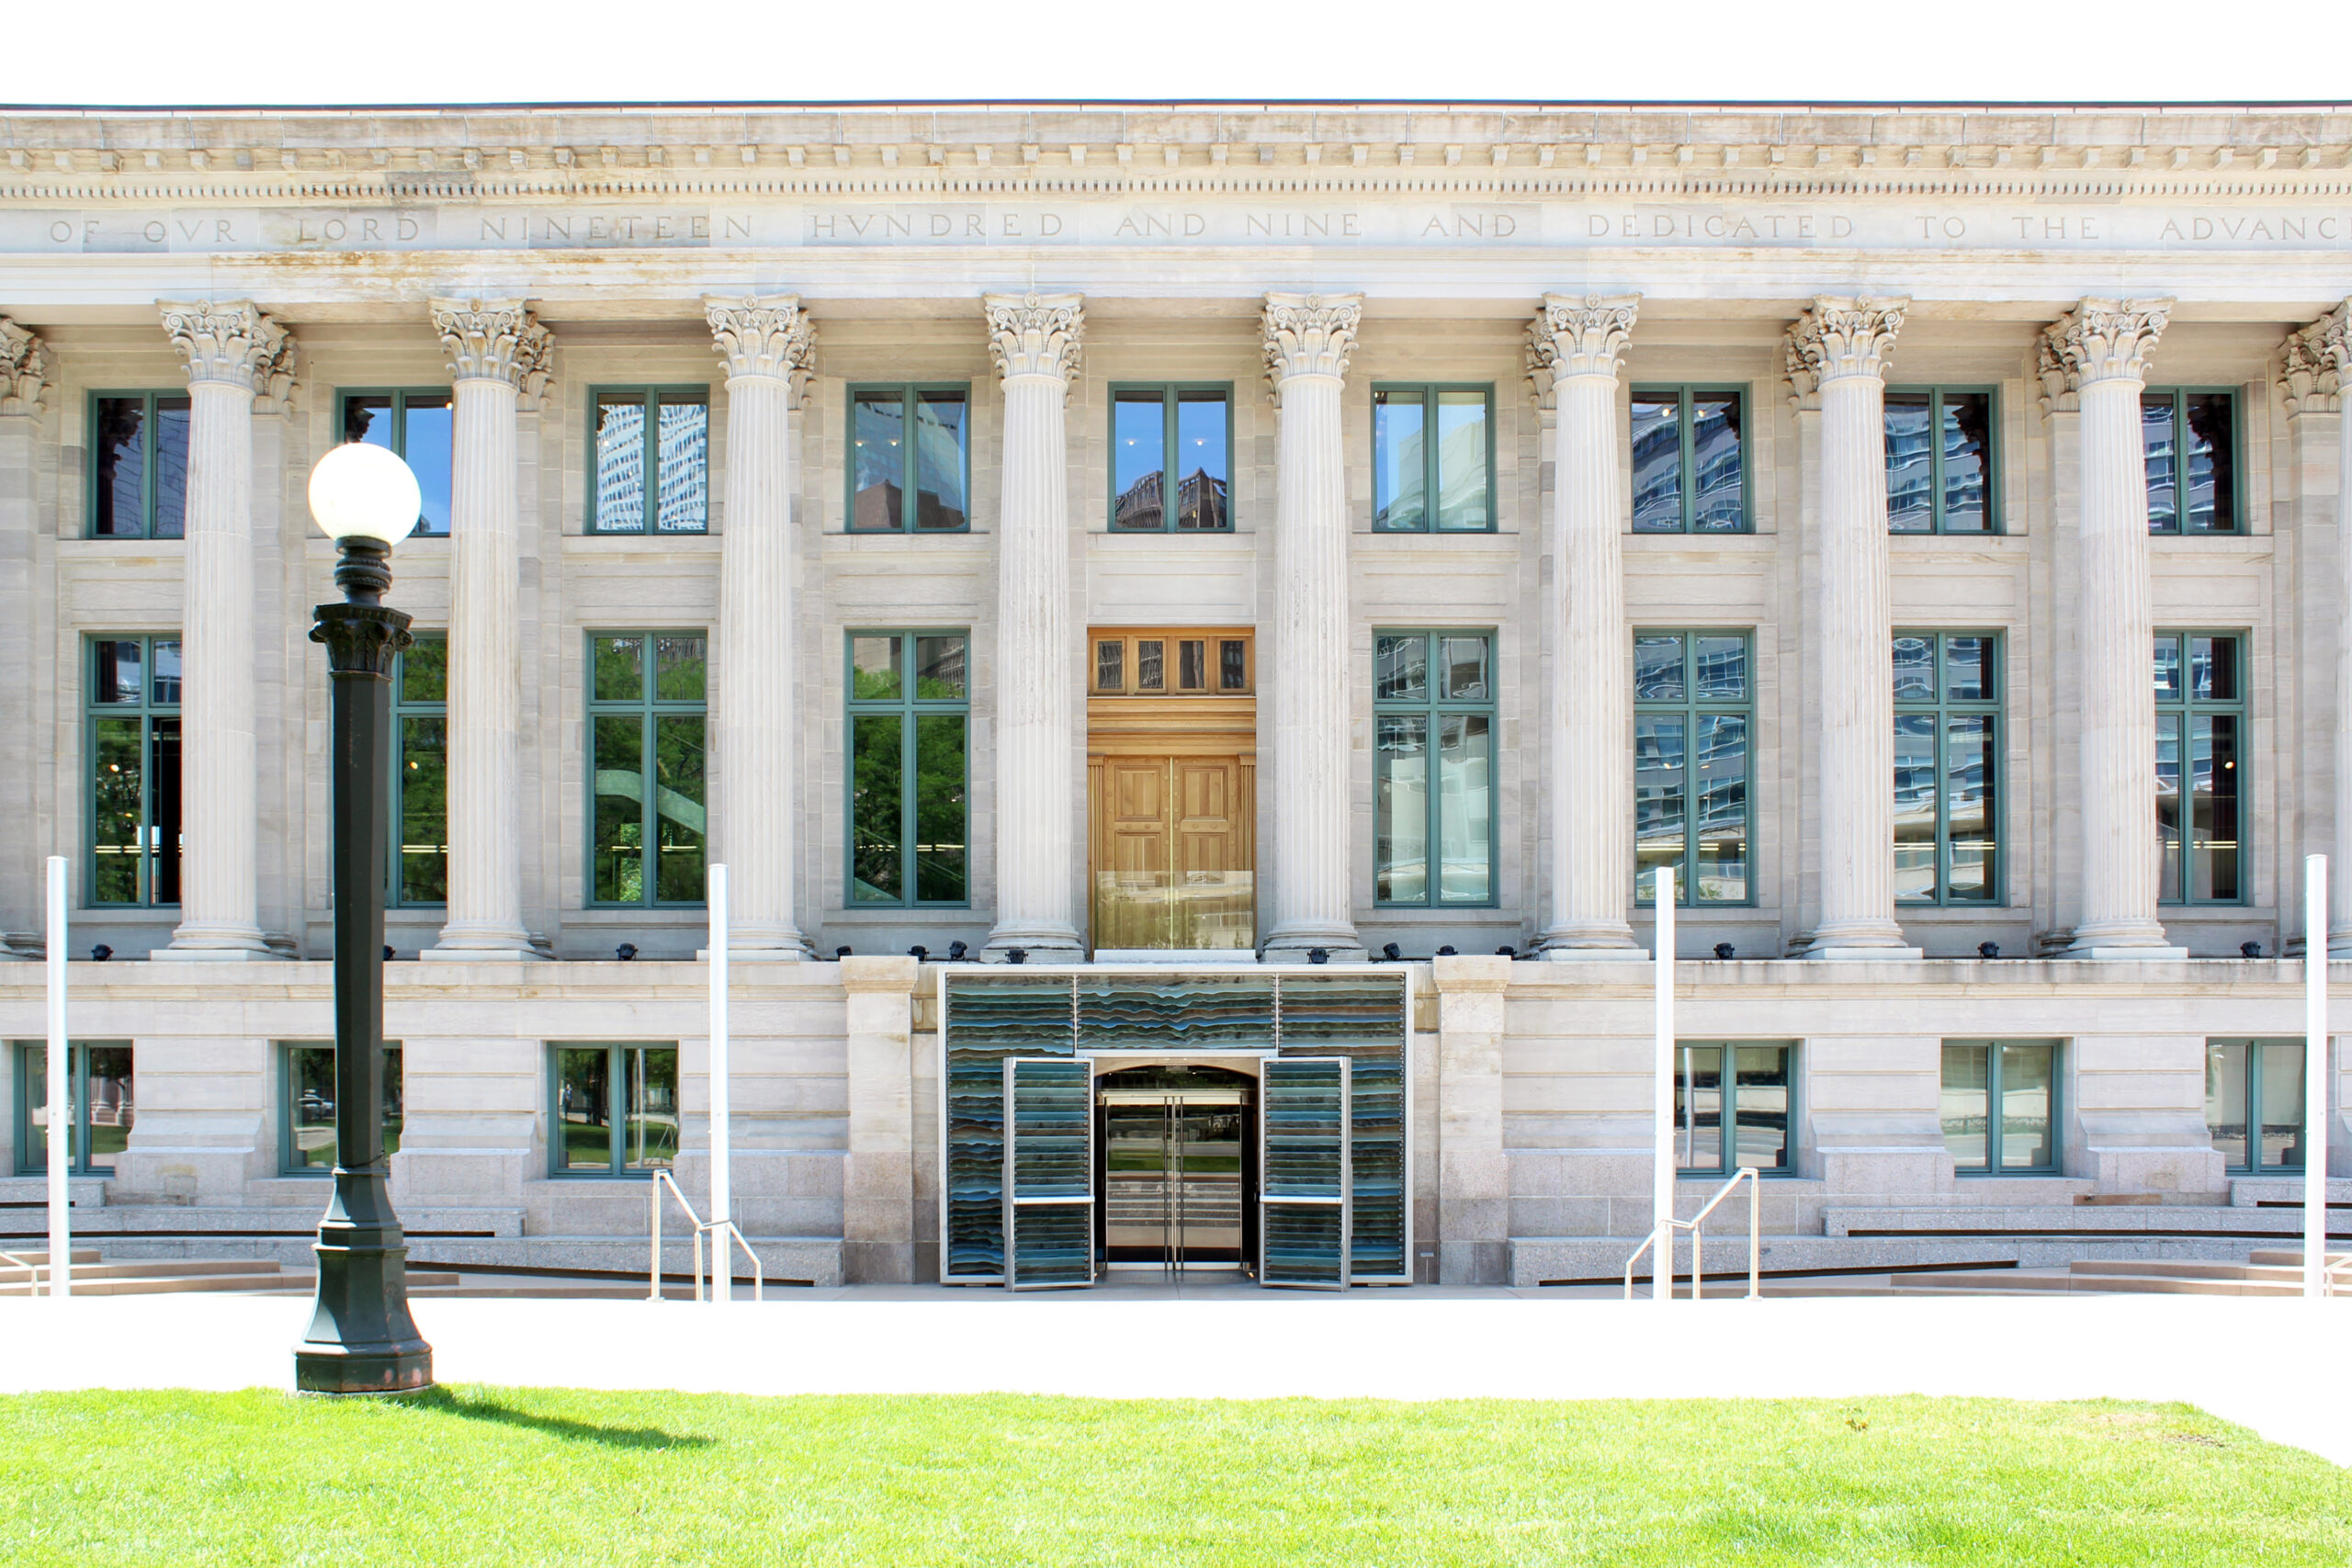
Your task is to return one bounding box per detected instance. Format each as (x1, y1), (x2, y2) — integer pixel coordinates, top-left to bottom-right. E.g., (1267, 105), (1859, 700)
(0, 320), (45, 957)
(707, 296), (815, 956)
(2046, 299), (2178, 954)
(1530, 295), (1640, 955)
(427, 299), (548, 959)
(983, 293), (1084, 958)
(2287, 304), (2352, 953)
(159, 301), (289, 959)
(1788, 298), (1914, 956)
(1262, 292), (1364, 959)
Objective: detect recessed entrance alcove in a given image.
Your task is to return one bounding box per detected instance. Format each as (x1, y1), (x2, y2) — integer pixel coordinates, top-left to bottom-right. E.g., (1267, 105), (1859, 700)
(936, 968), (1412, 1290)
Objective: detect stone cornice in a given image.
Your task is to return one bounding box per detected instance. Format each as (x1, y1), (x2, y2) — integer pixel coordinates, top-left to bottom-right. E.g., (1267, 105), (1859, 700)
(0, 316), (49, 417)
(704, 293), (815, 406)
(982, 291), (1084, 389)
(1526, 294), (1639, 407)
(158, 299), (297, 413)
(430, 298), (553, 409)
(2037, 297), (2173, 411)
(1261, 291), (1362, 401)
(2282, 301), (2350, 417)
(1783, 295), (1908, 407)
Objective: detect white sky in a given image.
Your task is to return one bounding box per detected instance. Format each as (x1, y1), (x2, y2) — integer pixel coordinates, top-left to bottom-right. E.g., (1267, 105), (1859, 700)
(8, 0), (2344, 108)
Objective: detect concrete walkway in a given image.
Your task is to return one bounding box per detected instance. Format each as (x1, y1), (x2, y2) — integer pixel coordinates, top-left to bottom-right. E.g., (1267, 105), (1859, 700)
(4, 1288), (2346, 1465)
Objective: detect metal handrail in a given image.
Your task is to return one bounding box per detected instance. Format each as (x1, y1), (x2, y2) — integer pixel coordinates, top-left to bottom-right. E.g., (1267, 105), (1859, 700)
(2324, 1253), (2352, 1297)
(0, 1249), (52, 1295)
(1622, 1167), (1763, 1301)
(649, 1170), (765, 1303)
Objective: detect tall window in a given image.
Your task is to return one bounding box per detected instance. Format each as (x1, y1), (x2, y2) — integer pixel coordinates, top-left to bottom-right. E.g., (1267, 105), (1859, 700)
(90, 391), (190, 539)
(1630, 386), (1747, 533)
(1373, 385), (1493, 532)
(848, 632), (970, 906)
(1885, 387), (1995, 534)
(282, 1042), (403, 1174)
(1634, 631), (1751, 906)
(1112, 385), (1231, 531)
(15, 1043), (133, 1175)
(588, 633), (707, 907)
(87, 636), (181, 907)
(590, 388), (709, 534)
(2143, 389), (2238, 535)
(850, 385), (969, 532)
(1374, 632), (1495, 907)
(551, 1043), (677, 1175)
(1674, 1042), (1795, 1175)
(2155, 632), (2243, 905)
(2206, 1039), (2305, 1172)
(1894, 633), (2000, 904)
(342, 389), (454, 536)
(391, 636), (447, 907)
(1941, 1040), (2059, 1172)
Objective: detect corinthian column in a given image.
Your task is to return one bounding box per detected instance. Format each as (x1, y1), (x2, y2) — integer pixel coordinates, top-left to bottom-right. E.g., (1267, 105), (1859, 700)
(1787, 297), (1920, 959)
(2285, 303), (2352, 954)
(424, 299), (550, 961)
(2044, 298), (2184, 958)
(1528, 294), (1643, 959)
(0, 320), (48, 958)
(1261, 291), (1365, 962)
(155, 300), (295, 960)
(707, 295), (816, 958)
(981, 292), (1086, 960)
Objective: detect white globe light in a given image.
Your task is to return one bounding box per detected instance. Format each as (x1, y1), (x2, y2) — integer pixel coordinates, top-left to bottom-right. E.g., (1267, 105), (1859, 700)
(309, 442), (424, 547)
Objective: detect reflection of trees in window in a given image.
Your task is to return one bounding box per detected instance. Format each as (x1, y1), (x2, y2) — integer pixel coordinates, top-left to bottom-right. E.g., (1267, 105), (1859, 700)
(2155, 632), (2242, 904)
(848, 632), (969, 906)
(87, 637), (182, 907)
(588, 633), (707, 906)
(391, 637), (447, 906)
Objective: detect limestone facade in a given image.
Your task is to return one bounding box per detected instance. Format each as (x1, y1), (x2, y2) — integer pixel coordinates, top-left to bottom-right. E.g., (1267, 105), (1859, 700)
(0, 103), (2348, 1285)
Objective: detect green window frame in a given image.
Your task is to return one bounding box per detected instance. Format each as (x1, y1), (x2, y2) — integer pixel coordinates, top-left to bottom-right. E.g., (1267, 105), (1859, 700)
(847, 631), (971, 908)
(1634, 630), (1753, 907)
(13, 1042), (134, 1176)
(1630, 385), (1749, 534)
(1372, 384), (1495, 533)
(390, 636), (447, 908)
(549, 1043), (678, 1176)
(1894, 631), (2002, 906)
(2155, 631), (2245, 906)
(2143, 387), (2241, 536)
(587, 386), (710, 535)
(587, 633), (708, 908)
(848, 383), (971, 533)
(339, 388), (454, 537)
(279, 1041), (403, 1175)
(1373, 630), (1498, 908)
(1109, 382), (1234, 532)
(2206, 1038), (2306, 1172)
(1884, 385), (1997, 535)
(88, 389), (191, 539)
(1674, 1042), (1797, 1176)
(86, 635), (182, 908)
(1941, 1039), (2061, 1173)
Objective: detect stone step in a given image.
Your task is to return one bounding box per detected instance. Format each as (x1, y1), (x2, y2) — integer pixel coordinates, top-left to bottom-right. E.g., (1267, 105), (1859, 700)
(1891, 1269), (2299, 1298)
(2070, 1258), (2303, 1283)
(0, 1257), (280, 1285)
(0, 1267), (462, 1298)
(2247, 1248), (2352, 1268)
(0, 1247), (103, 1266)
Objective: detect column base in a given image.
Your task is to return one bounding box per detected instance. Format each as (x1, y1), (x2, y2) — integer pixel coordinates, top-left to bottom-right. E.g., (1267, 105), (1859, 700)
(426, 921), (547, 962)
(1261, 936), (1368, 964)
(1806, 945), (1926, 962)
(703, 945), (816, 963)
(980, 934), (1086, 963)
(2064, 944), (2190, 962)
(1542, 946), (1652, 964)
(2064, 919), (2183, 961)
(420, 944), (547, 962)
(153, 934), (287, 963)
(0, 933), (40, 961)
(2331, 937), (2352, 960)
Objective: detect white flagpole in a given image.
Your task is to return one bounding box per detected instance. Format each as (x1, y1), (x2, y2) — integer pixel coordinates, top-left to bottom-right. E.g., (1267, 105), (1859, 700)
(709, 863), (731, 1307)
(2306, 855), (2329, 1299)
(1654, 865), (1676, 1306)
(45, 855), (70, 1300)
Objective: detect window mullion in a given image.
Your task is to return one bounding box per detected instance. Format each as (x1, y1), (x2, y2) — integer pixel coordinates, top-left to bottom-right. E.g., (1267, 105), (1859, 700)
(1165, 389), (1180, 532)
(902, 635), (919, 903)
(640, 706), (658, 908)
(1680, 389), (1696, 534)
(1425, 389), (1442, 531)
(1927, 390), (1946, 536)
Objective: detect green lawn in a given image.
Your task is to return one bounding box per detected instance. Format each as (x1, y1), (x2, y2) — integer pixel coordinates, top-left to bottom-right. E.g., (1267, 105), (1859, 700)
(4, 1390), (2346, 1566)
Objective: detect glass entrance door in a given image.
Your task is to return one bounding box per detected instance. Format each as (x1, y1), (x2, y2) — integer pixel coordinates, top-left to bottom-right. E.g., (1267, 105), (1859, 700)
(1097, 1066), (1254, 1272)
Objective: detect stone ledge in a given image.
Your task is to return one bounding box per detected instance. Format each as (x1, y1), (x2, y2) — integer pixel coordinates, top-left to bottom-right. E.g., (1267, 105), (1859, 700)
(1509, 1231), (2324, 1289)
(1820, 1203), (2335, 1237)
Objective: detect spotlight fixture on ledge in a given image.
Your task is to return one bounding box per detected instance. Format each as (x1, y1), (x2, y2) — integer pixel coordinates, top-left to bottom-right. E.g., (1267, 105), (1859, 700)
(1436, 945), (1457, 957)
(383, 945), (395, 963)
(1713, 942), (1736, 960)
(2242, 941), (2263, 958)
(1495, 945), (1516, 958)
(1382, 942), (1403, 962)
(947, 941), (968, 961)
(1978, 942), (2000, 960)
(615, 943), (637, 962)
(834, 946), (852, 959)
(90, 944), (111, 962)
(1005, 948), (1027, 964)
(908, 944), (929, 962)
(1307, 947), (1329, 964)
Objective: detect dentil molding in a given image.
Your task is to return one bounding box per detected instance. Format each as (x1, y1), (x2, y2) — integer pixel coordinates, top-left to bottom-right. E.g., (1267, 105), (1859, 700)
(705, 294), (816, 407)
(1525, 293), (1640, 407)
(158, 299), (298, 414)
(1782, 295), (1908, 409)
(982, 291), (1085, 389)
(430, 298), (554, 410)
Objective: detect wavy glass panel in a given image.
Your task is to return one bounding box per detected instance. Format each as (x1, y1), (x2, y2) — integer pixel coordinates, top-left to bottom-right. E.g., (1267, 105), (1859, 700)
(943, 977), (1077, 1280)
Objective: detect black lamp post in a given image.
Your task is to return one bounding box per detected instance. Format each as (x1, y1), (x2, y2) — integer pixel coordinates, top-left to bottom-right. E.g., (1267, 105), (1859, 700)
(294, 442), (433, 1395)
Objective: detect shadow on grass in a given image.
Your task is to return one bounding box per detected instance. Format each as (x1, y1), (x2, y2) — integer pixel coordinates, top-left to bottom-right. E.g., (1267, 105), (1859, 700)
(391, 1388), (716, 1451)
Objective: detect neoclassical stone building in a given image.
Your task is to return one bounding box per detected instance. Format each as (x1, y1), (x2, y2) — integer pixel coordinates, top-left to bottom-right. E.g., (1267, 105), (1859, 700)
(0, 101), (2347, 1287)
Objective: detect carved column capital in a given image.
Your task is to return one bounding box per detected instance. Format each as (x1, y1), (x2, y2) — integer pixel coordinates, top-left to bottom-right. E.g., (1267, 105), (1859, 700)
(430, 297), (553, 410)
(983, 291), (1084, 389)
(0, 317), (50, 417)
(2283, 301), (2351, 417)
(706, 294), (817, 407)
(1261, 290), (1363, 405)
(160, 299), (297, 414)
(1526, 293), (1639, 408)
(2039, 297), (2173, 412)
(1783, 295), (1907, 408)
